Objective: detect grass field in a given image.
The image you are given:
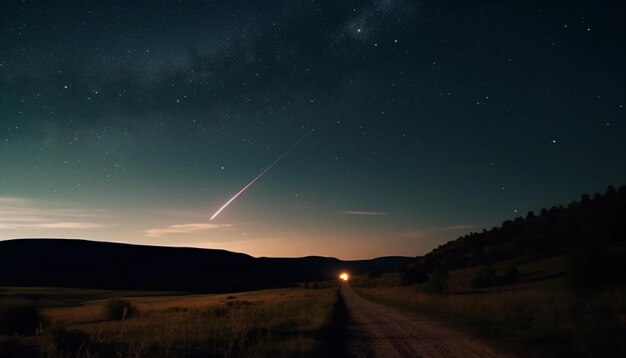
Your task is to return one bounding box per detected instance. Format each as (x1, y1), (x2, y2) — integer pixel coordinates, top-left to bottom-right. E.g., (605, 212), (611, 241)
(0, 286), (342, 357)
(352, 256), (625, 357)
(0, 286), (175, 308)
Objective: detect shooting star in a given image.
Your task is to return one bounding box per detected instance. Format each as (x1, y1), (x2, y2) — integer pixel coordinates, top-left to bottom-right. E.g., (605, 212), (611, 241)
(210, 130), (313, 221)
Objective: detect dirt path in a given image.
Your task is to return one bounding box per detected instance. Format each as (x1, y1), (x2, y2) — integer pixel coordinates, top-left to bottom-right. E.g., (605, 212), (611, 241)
(341, 283), (514, 358)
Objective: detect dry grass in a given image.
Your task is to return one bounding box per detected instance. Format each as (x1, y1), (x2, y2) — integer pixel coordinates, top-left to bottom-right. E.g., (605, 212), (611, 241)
(1, 286), (339, 357)
(0, 286), (171, 308)
(354, 278), (625, 357)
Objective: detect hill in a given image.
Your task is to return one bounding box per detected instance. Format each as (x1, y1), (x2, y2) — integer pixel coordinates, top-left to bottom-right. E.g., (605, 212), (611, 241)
(0, 239), (411, 292)
(407, 184), (626, 290)
(355, 185), (626, 358)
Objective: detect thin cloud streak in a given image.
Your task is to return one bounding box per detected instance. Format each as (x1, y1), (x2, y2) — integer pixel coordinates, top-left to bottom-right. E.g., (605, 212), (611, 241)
(0, 197), (105, 231)
(39, 222), (102, 229)
(0, 222), (102, 230)
(144, 223), (233, 238)
(342, 210), (389, 216)
(0, 197), (29, 204)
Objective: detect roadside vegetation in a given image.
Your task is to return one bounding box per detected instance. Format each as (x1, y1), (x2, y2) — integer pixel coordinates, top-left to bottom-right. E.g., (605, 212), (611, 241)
(354, 255), (625, 357)
(351, 185), (625, 356)
(0, 299), (43, 336)
(0, 286), (341, 357)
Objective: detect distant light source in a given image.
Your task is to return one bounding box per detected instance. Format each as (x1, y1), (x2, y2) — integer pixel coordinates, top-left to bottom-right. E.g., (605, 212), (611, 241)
(339, 272), (349, 281)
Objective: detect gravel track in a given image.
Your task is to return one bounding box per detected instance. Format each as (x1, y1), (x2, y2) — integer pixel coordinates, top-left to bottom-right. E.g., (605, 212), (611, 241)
(341, 283), (514, 358)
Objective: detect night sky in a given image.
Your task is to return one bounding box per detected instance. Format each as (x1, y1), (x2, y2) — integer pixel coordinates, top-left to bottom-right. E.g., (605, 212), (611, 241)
(1, 0), (624, 259)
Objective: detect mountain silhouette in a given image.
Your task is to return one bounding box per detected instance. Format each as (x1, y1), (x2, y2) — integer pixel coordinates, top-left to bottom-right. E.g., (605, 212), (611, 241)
(0, 239), (411, 292)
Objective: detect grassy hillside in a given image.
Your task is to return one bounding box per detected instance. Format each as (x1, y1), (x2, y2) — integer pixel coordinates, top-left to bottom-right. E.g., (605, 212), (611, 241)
(352, 185), (626, 357)
(398, 185), (626, 294)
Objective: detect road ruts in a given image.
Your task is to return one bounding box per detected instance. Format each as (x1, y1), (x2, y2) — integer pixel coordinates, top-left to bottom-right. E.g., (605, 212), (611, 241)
(341, 283), (514, 358)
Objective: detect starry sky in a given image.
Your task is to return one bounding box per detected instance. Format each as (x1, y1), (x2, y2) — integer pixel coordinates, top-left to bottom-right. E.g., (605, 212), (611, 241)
(1, 0), (624, 259)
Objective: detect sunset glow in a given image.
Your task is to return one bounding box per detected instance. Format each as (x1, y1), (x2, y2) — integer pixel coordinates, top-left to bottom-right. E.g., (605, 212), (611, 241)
(339, 272), (350, 281)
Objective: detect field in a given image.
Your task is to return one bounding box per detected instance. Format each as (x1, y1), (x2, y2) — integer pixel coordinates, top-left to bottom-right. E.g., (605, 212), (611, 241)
(0, 285), (342, 357)
(353, 256), (625, 357)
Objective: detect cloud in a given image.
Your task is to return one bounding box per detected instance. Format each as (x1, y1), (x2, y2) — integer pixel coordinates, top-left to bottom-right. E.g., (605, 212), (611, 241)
(144, 223), (233, 238)
(401, 225), (479, 240)
(0, 197), (104, 231)
(39, 222), (102, 229)
(0, 222), (102, 230)
(0, 197), (29, 204)
(341, 210), (389, 216)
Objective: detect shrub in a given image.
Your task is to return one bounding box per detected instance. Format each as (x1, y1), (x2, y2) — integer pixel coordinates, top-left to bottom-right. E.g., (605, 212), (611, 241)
(402, 264), (428, 285)
(424, 270), (448, 294)
(0, 336), (38, 356)
(41, 325), (90, 356)
(101, 298), (138, 321)
(0, 300), (43, 336)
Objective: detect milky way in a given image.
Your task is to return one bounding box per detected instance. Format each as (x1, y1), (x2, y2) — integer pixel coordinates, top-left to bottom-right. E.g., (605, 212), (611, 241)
(0, 0), (624, 258)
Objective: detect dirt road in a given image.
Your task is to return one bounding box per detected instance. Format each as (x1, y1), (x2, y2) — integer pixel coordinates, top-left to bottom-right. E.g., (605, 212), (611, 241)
(341, 283), (514, 358)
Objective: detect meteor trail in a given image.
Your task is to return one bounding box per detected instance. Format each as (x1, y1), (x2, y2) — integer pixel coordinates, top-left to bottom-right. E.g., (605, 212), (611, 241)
(210, 130), (313, 221)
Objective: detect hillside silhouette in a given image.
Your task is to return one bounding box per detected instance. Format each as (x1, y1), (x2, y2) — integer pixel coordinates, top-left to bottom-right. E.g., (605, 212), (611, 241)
(0, 239), (411, 292)
(2, 185), (624, 293)
(409, 185), (625, 290)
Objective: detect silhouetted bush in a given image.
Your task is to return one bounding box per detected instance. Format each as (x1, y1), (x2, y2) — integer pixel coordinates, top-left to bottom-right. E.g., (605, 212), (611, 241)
(0, 336), (39, 357)
(471, 265), (497, 288)
(402, 263), (428, 285)
(424, 270), (449, 294)
(101, 298), (138, 321)
(41, 324), (90, 356)
(501, 266), (521, 285)
(0, 300), (43, 335)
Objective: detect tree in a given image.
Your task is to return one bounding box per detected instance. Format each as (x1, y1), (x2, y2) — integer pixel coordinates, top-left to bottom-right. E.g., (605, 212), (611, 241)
(402, 263), (428, 285)
(605, 185), (617, 198)
(425, 269), (449, 294)
(581, 194), (591, 204)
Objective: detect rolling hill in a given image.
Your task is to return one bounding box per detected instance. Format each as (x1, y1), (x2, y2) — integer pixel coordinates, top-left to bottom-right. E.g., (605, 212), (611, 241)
(0, 239), (411, 292)
(402, 184), (626, 291)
